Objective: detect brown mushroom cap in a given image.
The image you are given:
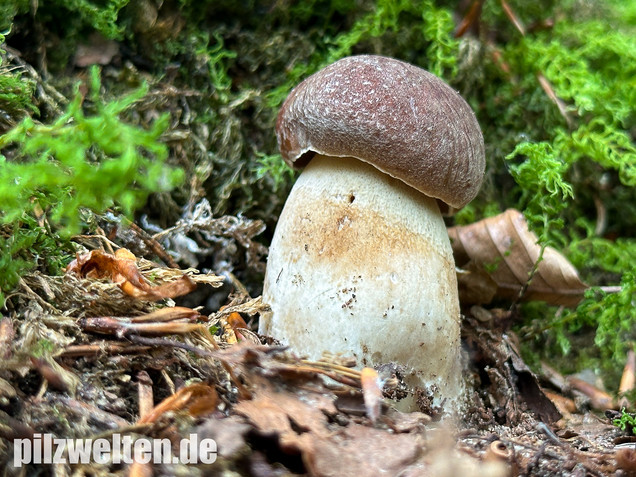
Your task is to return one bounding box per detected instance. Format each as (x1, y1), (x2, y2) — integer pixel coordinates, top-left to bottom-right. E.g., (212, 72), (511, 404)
(276, 55), (485, 209)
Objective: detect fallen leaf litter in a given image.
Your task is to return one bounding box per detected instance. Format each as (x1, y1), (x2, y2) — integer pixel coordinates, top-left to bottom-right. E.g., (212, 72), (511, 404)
(0, 215), (632, 476)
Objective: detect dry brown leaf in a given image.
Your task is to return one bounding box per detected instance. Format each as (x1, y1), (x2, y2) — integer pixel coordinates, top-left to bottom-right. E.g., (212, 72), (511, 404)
(66, 249), (196, 301)
(196, 416), (251, 459)
(233, 377), (423, 476)
(448, 209), (587, 307)
(307, 423), (423, 477)
(234, 383), (334, 439)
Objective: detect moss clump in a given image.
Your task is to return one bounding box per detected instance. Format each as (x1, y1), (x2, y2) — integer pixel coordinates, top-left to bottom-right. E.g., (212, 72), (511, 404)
(0, 67), (182, 305)
(473, 0), (635, 386)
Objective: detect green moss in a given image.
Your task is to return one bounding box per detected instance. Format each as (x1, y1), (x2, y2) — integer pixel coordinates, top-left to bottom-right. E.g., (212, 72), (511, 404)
(474, 0), (635, 385)
(0, 30), (37, 128)
(0, 67), (182, 305)
(254, 152), (294, 192)
(546, 274), (636, 385)
(505, 141), (573, 243)
(63, 0), (130, 39)
(0, 68), (182, 234)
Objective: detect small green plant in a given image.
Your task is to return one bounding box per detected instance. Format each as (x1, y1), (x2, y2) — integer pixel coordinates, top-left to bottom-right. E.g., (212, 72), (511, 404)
(554, 274), (636, 371)
(196, 32), (237, 103)
(0, 66), (183, 306)
(612, 409), (636, 434)
(32, 339), (55, 358)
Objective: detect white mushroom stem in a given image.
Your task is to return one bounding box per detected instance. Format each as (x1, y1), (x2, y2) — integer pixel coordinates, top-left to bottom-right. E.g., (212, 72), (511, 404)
(260, 154), (464, 412)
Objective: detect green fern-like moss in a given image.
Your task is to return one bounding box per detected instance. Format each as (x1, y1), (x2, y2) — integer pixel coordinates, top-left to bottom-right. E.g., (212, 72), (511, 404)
(0, 67), (183, 305)
(486, 0), (635, 385)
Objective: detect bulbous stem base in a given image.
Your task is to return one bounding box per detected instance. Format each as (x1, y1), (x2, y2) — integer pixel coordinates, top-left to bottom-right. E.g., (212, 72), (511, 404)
(260, 155), (464, 413)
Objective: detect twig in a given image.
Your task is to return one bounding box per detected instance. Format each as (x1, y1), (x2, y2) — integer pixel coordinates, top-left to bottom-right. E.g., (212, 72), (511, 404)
(500, 0), (526, 35)
(224, 271), (249, 296)
(567, 376), (615, 410)
(80, 316), (204, 336)
(130, 371), (154, 477)
(300, 359), (363, 381)
(499, 0), (574, 127)
(536, 73), (573, 128)
(129, 306), (201, 323)
(282, 364), (361, 387)
(61, 343), (151, 357)
(126, 334), (216, 357)
(536, 422), (563, 446)
(161, 369), (176, 395)
(137, 371), (154, 419)
(593, 195), (607, 237)
(73, 233), (121, 253)
(15, 278), (60, 313)
(510, 243), (546, 310)
(455, 0), (484, 38)
(599, 285), (622, 294)
(125, 218), (180, 269)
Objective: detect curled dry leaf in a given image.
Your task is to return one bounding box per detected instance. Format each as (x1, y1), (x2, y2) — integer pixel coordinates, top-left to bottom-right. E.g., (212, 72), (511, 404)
(137, 383), (218, 424)
(222, 311), (250, 344)
(448, 209), (587, 307)
(66, 249), (196, 301)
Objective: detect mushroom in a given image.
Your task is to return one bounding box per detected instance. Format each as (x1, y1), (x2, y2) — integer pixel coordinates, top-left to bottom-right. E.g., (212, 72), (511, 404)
(259, 55), (485, 413)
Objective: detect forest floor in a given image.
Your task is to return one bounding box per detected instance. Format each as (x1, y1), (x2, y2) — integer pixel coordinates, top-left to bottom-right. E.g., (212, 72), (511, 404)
(2, 233), (633, 477)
